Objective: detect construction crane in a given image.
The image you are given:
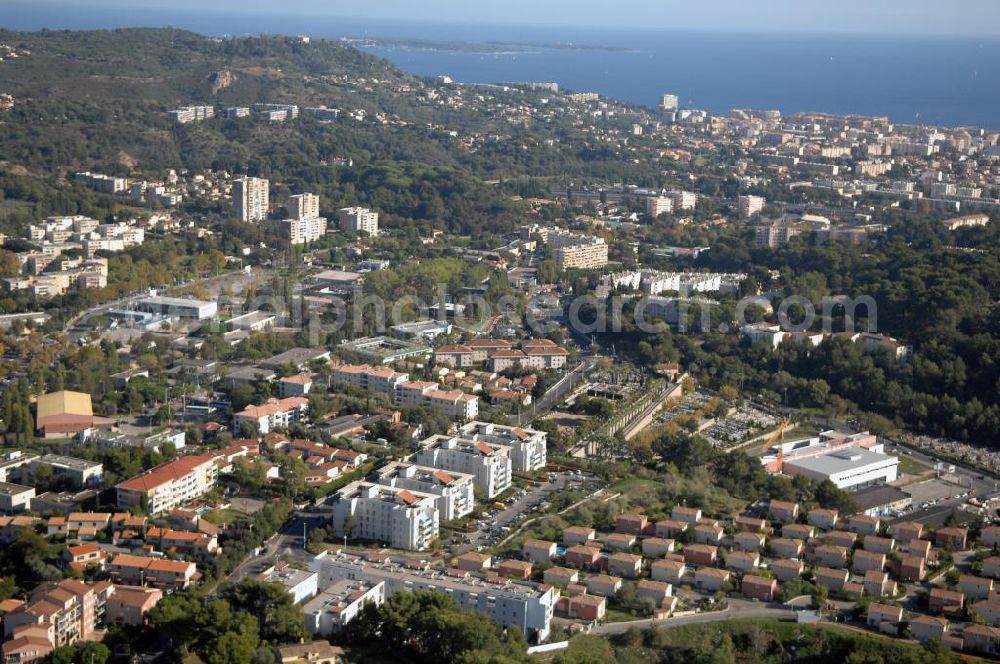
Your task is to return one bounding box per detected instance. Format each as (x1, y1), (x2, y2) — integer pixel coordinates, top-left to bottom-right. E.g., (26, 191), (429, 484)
(762, 418), (792, 474)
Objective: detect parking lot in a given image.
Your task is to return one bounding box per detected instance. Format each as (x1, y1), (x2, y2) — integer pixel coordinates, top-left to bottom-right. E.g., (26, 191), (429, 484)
(462, 471), (597, 551)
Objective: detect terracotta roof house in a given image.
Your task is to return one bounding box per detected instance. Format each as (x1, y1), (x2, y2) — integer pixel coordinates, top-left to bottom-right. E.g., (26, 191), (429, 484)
(641, 537), (675, 558)
(781, 523), (814, 540)
(814, 566), (849, 592)
(682, 544), (718, 566)
(928, 588), (965, 615)
(655, 519), (689, 538)
(742, 575), (778, 601)
(769, 558), (804, 581)
(892, 521), (924, 541)
(910, 615), (949, 643)
(563, 526), (596, 546)
(768, 500), (799, 522)
(768, 538), (803, 559)
(586, 575), (623, 598)
(651, 559), (687, 583)
(807, 509), (838, 530)
(694, 568), (731, 593)
(615, 513), (648, 535)
(543, 567), (579, 588)
(606, 553), (642, 579)
(556, 593), (605, 622)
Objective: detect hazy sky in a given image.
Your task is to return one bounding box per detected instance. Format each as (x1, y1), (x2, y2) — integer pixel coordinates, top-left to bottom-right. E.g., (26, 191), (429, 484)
(25, 0), (1000, 36)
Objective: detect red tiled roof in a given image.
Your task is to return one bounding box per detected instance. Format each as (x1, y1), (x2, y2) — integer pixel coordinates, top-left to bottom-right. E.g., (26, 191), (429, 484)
(116, 455), (214, 493)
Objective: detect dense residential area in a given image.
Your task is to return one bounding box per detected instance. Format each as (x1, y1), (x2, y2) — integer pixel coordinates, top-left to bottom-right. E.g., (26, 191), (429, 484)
(0, 17), (998, 664)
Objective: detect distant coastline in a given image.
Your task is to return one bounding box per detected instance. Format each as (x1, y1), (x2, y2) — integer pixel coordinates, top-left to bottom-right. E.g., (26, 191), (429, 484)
(340, 36), (637, 56)
(2, 2), (999, 128)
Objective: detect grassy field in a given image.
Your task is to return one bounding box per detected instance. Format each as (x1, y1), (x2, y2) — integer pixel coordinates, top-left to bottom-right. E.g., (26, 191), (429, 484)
(610, 478), (665, 493)
(896, 454), (933, 476)
(782, 423), (820, 441)
(202, 507), (246, 526)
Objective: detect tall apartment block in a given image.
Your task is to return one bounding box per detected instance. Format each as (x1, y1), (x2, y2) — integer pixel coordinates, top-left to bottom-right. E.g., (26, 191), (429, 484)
(645, 195), (674, 217)
(738, 195), (765, 219)
(288, 193), (320, 220)
(329, 481), (439, 551)
(233, 177), (270, 222)
(338, 207), (379, 236)
(282, 217), (328, 245)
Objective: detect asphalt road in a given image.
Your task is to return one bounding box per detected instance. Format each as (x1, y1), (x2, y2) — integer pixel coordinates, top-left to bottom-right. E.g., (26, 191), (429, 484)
(590, 599), (797, 635)
(223, 510), (326, 585)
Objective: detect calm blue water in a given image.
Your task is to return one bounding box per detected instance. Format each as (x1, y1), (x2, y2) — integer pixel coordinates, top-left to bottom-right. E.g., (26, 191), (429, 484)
(4, 3), (1000, 129)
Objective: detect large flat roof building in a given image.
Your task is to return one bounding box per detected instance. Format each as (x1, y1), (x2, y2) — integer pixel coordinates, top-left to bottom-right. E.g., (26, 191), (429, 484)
(783, 446), (898, 491)
(35, 391), (112, 439)
(310, 550), (557, 642)
(31, 455), (103, 487)
(137, 296), (217, 320)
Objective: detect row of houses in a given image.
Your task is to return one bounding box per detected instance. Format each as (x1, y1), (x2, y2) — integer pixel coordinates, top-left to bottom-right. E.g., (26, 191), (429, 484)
(433, 338), (569, 372)
(329, 363), (479, 420)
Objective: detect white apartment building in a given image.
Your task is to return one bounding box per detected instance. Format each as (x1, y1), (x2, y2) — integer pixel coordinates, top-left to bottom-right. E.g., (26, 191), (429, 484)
(288, 193), (320, 220)
(738, 195), (765, 218)
(232, 177), (270, 222)
(330, 365), (478, 420)
(74, 172), (127, 194)
(330, 364), (409, 395)
(303, 579), (385, 636)
(338, 207), (379, 236)
(282, 216), (328, 244)
(411, 434), (512, 498)
(116, 455), (218, 515)
(310, 550), (558, 642)
(645, 195), (674, 217)
(330, 481), (439, 551)
(670, 190), (697, 210)
(396, 381), (479, 421)
(168, 105), (214, 124)
(457, 422), (547, 473)
(371, 461), (475, 521)
(233, 397), (309, 435)
(554, 242), (608, 270)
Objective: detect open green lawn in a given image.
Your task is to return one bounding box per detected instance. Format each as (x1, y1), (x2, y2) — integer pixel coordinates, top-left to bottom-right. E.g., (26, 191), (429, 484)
(782, 423), (820, 441)
(896, 454), (933, 476)
(604, 607), (646, 623)
(610, 478), (665, 494)
(202, 507), (246, 526)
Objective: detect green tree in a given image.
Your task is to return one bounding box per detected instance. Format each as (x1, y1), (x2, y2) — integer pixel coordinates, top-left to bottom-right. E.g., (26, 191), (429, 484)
(80, 642), (111, 664)
(221, 579), (307, 644)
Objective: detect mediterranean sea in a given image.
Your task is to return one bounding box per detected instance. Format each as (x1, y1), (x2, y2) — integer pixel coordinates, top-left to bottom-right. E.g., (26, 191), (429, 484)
(3, 3), (999, 129)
